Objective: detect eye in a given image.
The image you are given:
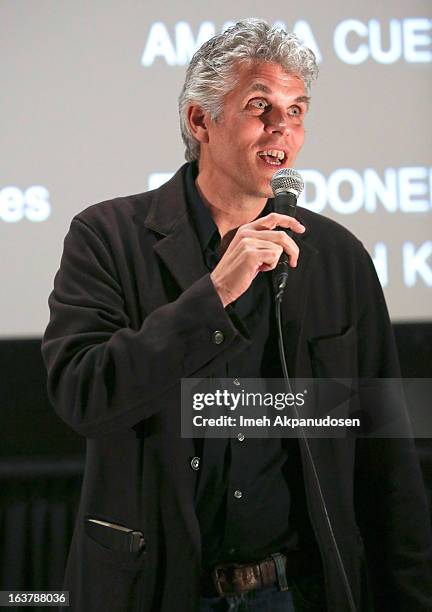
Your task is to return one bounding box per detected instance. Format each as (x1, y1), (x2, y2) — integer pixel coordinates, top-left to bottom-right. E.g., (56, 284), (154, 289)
(248, 98), (269, 111)
(288, 105), (302, 117)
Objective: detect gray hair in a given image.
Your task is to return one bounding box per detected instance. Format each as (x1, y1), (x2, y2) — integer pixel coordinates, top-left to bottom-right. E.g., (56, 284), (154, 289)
(178, 18), (319, 162)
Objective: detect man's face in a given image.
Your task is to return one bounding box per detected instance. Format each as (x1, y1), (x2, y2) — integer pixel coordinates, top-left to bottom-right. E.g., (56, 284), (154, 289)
(199, 61), (309, 200)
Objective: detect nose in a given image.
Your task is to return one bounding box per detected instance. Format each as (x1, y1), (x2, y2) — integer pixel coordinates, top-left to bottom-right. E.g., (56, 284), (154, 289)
(262, 107), (290, 135)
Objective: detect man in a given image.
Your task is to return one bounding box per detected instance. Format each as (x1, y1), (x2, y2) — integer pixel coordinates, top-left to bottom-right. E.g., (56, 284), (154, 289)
(42, 19), (432, 612)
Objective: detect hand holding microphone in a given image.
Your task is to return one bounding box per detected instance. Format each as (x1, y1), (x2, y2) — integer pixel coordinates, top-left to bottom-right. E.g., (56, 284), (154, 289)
(210, 169), (305, 308)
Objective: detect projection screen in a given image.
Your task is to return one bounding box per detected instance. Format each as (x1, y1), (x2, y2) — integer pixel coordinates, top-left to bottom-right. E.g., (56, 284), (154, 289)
(1, 0), (431, 337)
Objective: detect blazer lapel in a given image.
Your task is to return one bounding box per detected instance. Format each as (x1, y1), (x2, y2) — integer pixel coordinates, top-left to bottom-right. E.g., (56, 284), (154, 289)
(153, 221), (208, 292)
(141, 164), (209, 292)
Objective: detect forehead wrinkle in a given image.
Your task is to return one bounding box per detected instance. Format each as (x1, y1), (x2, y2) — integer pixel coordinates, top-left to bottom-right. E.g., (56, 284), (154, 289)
(244, 83), (273, 96)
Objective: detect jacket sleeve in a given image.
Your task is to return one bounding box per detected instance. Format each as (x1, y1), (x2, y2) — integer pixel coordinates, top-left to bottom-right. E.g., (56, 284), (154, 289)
(354, 248), (432, 611)
(41, 216), (250, 438)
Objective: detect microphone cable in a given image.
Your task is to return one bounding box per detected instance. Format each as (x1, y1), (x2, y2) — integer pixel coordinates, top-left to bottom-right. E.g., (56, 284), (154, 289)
(272, 168), (357, 612)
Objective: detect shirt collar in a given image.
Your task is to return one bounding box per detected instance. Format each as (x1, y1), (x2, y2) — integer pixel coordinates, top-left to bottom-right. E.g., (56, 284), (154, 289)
(184, 161), (219, 253)
(184, 161), (274, 254)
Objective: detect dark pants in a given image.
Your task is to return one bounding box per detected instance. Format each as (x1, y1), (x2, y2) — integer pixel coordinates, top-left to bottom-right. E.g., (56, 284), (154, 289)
(199, 574), (327, 611)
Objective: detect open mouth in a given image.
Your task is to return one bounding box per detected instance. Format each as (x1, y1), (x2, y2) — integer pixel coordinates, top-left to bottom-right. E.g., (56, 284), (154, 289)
(257, 149), (286, 166)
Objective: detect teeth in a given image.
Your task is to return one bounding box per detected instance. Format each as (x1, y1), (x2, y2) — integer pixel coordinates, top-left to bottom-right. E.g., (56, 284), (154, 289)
(258, 149), (285, 160)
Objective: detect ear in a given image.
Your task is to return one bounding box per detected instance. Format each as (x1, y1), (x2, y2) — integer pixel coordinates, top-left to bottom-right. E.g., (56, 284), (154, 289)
(187, 103), (210, 145)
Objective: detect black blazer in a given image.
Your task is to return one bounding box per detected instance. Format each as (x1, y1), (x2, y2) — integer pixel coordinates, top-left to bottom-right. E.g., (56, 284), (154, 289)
(42, 164), (432, 611)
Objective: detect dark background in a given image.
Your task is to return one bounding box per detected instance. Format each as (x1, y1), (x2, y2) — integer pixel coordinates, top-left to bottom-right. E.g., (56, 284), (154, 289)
(1, 324), (431, 599)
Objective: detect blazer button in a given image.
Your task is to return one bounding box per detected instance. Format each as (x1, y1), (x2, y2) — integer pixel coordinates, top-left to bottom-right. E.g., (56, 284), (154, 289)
(212, 330), (225, 345)
(190, 457), (200, 470)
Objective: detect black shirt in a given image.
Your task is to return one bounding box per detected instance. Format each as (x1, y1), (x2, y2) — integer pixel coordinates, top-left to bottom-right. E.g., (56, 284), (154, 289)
(184, 162), (318, 570)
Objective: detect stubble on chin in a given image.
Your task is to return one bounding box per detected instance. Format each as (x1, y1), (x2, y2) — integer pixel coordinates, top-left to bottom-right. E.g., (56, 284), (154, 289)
(253, 180), (273, 200)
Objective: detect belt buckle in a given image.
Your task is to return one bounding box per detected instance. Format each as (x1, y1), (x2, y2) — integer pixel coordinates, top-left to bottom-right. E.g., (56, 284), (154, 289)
(212, 563), (238, 597)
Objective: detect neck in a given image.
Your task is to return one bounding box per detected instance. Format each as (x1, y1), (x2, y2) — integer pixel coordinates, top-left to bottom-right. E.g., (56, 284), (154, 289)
(195, 168), (267, 239)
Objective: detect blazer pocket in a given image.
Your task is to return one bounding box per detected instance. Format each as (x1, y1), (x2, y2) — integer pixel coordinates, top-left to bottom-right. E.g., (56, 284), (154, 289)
(84, 516), (146, 570)
(309, 325), (358, 378)
(78, 517), (147, 612)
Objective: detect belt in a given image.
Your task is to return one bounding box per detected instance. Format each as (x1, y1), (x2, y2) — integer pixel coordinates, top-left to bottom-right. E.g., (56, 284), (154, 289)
(201, 550), (319, 597)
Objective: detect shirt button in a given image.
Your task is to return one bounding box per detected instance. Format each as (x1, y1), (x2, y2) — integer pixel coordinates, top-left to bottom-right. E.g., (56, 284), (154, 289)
(237, 433), (245, 442)
(233, 378), (240, 386)
(234, 490), (243, 499)
(190, 457), (200, 470)
(212, 330), (225, 345)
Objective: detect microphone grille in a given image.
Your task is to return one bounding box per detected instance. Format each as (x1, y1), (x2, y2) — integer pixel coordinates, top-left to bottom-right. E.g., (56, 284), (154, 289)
(271, 168), (304, 197)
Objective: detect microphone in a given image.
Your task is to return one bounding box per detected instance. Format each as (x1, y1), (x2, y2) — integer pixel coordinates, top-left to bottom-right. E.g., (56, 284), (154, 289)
(270, 168), (305, 301)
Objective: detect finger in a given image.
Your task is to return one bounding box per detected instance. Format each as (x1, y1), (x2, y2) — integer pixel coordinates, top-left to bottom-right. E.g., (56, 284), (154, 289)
(244, 212), (305, 233)
(241, 229), (299, 249)
(257, 262), (276, 272)
(253, 246), (285, 272)
(239, 234), (300, 267)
